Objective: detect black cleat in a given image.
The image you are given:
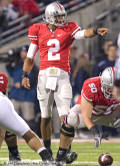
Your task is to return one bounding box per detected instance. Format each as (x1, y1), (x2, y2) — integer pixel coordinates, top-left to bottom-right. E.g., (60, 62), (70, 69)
(9, 151), (21, 161)
(47, 148), (53, 157)
(56, 148), (77, 164)
(65, 151), (78, 164)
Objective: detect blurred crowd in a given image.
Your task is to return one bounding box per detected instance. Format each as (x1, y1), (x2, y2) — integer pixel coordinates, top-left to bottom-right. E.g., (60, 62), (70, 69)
(4, 34), (119, 138)
(0, 0), (40, 32)
(0, 0), (82, 33)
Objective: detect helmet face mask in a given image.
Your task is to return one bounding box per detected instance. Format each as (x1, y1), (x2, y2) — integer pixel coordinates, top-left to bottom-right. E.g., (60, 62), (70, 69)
(54, 13), (67, 26)
(101, 84), (113, 99)
(101, 67), (115, 100)
(44, 2), (67, 27)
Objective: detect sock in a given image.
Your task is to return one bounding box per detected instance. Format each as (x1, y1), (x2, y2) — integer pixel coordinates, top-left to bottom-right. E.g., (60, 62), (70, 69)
(8, 146), (19, 154)
(67, 145), (71, 152)
(57, 147), (67, 156)
(58, 147), (67, 154)
(43, 140), (51, 149)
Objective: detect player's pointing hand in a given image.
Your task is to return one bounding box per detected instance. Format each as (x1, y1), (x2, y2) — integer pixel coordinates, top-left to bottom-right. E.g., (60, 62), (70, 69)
(97, 28), (109, 36)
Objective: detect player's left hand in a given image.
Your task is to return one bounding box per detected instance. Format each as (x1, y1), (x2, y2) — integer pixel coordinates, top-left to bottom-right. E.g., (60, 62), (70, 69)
(22, 77), (30, 89)
(90, 125), (103, 148)
(97, 28), (109, 36)
(90, 125), (109, 148)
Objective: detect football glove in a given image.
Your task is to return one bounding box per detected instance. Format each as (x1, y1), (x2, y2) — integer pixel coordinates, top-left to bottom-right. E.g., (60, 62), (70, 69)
(90, 125), (110, 148)
(90, 125), (103, 148)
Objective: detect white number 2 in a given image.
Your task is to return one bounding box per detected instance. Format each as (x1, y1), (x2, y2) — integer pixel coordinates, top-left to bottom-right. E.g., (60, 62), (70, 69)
(47, 39), (60, 61)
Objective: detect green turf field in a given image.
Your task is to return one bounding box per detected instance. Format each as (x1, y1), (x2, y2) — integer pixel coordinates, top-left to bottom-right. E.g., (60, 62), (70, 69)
(0, 141), (120, 166)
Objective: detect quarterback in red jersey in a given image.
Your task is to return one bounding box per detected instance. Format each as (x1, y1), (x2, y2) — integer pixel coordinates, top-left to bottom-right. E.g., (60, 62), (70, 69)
(22, 1), (108, 163)
(60, 67), (120, 155)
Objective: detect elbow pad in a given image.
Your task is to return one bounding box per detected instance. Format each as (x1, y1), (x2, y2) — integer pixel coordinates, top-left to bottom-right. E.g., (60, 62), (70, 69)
(73, 30), (85, 40)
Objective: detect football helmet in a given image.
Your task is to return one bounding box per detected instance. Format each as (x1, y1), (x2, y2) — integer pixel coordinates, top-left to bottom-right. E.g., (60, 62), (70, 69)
(101, 67), (116, 99)
(44, 1), (67, 27)
(0, 73), (8, 93)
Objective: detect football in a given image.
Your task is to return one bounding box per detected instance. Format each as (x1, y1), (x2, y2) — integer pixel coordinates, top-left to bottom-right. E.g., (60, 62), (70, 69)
(98, 153), (113, 166)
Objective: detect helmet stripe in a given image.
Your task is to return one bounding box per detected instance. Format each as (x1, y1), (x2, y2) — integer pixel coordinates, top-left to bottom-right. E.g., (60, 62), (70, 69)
(112, 67), (115, 81)
(56, 2), (63, 11)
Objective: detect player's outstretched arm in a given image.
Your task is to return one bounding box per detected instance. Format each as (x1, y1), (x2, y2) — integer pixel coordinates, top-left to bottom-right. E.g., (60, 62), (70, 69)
(81, 96), (103, 148)
(84, 27), (109, 38)
(73, 27), (109, 40)
(22, 57), (34, 89)
(81, 96), (94, 129)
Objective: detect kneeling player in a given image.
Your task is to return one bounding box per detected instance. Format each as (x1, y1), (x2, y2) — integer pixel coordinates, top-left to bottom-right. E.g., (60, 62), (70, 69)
(56, 67), (120, 162)
(0, 73), (53, 164)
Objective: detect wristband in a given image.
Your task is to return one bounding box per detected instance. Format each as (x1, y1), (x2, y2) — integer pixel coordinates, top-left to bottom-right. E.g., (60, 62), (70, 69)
(93, 28), (98, 35)
(22, 72), (29, 78)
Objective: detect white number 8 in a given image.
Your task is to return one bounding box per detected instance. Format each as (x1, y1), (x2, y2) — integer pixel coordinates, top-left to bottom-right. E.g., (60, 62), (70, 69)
(47, 39), (60, 61)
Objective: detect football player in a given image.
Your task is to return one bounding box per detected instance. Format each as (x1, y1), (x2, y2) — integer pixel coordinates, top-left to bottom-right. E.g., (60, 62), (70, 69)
(57, 67), (120, 163)
(22, 1), (108, 163)
(0, 73), (54, 164)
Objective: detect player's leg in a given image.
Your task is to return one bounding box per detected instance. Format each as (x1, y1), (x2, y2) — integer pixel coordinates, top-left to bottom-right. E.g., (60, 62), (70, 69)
(55, 73), (77, 163)
(58, 104), (82, 163)
(39, 92), (54, 155)
(0, 106), (53, 162)
(21, 101), (35, 130)
(37, 73), (54, 155)
(0, 128), (5, 147)
(2, 100), (21, 161)
(5, 131), (21, 161)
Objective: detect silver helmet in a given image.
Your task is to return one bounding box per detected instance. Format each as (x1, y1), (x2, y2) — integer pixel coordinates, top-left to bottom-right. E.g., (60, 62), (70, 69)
(44, 1), (67, 27)
(101, 67), (116, 99)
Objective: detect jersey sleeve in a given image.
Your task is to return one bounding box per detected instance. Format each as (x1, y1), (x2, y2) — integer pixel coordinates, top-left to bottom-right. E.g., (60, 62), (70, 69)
(81, 80), (94, 102)
(76, 95), (81, 105)
(28, 24), (39, 45)
(69, 22), (81, 38)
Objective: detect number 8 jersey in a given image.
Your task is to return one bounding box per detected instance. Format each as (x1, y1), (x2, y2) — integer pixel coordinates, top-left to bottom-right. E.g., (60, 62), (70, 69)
(28, 22), (80, 72)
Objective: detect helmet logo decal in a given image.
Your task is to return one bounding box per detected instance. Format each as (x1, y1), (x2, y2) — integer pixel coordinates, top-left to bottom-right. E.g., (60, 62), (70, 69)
(112, 67), (115, 81)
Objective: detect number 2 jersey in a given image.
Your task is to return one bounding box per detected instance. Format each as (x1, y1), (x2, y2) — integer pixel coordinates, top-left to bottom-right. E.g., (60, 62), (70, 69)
(76, 77), (120, 116)
(28, 22), (81, 73)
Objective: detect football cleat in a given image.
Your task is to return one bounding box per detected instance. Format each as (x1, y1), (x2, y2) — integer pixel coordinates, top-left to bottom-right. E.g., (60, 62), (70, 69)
(9, 151), (21, 161)
(47, 148), (53, 157)
(65, 151), (78, 164)
(56, 149), (77, 164)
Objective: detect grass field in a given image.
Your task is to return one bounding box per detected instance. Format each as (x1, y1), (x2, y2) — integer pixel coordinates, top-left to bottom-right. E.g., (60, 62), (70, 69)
(0, 140), (120, 166)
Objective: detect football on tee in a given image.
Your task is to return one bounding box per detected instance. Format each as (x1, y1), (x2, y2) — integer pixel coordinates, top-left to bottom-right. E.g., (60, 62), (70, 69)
(98, 153), (113, 166)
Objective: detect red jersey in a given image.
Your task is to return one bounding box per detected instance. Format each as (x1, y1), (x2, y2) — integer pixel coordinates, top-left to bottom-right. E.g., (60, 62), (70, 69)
(28, 22), (80, 72)
(76, 77), (119, 116)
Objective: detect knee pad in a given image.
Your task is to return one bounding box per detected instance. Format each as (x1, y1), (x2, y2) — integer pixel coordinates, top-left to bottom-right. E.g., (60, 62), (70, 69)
(66, 111), (80, 129)
(61, 123), (75, 137)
